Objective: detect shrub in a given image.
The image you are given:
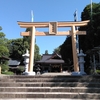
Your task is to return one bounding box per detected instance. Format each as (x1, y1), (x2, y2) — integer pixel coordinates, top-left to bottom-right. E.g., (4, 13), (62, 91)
(0, 64), (9, 73)
(96, 70), (100, 74)
(2, 71), (14, 75)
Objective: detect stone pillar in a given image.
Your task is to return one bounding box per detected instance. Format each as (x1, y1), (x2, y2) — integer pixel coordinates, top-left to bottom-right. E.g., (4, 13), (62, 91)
(28, 26), (35, 75)
(71, 25), (80, 75)
(78, 50), (86, 75)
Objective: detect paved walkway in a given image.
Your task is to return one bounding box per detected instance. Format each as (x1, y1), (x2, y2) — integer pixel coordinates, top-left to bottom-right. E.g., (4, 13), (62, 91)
(42, 72), (71, 76)
(0, 72), (71, 76)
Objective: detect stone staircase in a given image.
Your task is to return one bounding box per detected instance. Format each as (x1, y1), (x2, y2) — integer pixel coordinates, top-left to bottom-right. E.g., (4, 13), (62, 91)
(0, 75), (100, 100)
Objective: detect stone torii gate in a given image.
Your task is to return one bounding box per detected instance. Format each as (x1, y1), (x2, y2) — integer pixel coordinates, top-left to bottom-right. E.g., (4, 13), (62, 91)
(18, 20), (89, 75)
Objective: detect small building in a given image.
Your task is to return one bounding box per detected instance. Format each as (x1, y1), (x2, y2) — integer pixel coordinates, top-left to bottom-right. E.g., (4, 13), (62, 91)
(8, 59), (23, 74)
(35, 53), (67, 73)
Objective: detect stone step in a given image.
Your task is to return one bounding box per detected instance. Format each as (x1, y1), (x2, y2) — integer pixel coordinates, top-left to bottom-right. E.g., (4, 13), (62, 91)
(0, 75), (100, 99)
(1, 78), (100, 82)
(0, 75), (84, 78)
(0, 99), (97, 100)
(0, 75), (100, 79)
(1, 75), (100, 83)
(0, 82), (100, 87)
(0, 87), (100, 93)
(0, 79), (16, 82)
(0, 92), (100, 99)
(0, 78), (100, 82)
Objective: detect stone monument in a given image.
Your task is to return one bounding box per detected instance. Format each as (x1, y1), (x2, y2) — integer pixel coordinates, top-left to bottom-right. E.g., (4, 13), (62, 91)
(22, 49), (35, 75)
(78, 50), (86, 75)
(72, 50), (86, 75)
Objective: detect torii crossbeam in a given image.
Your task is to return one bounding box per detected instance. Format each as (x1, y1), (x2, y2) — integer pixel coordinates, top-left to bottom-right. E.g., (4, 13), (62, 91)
(18, 20), (89, 75)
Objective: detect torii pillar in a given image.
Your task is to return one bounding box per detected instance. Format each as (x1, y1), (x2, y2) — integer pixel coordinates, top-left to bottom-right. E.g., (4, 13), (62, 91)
(28, 26), (35, 75)
(18, 20), (89, 75)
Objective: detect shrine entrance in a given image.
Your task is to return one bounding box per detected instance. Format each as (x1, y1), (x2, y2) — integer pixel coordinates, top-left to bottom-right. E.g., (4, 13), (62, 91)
(18, 20), (89, 75)
(51, 64), (62, 72)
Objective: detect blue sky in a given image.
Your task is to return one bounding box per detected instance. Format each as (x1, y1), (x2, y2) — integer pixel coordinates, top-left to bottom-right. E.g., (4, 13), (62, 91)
(0, 0), (99, 55)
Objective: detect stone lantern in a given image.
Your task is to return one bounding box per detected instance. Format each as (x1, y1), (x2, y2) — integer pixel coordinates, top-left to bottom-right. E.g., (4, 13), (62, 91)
(22, 49), (29, 75)
(78, 49), (86, 75)
(22, 49), (35, 75)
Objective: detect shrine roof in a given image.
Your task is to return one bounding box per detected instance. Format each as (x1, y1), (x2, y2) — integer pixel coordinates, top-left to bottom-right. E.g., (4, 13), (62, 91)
(36, 53), (64, 64)
(8, 59), (20, 66)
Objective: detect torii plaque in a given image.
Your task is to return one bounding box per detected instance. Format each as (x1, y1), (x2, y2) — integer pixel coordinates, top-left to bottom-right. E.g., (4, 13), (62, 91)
(18, 20), (89, 75)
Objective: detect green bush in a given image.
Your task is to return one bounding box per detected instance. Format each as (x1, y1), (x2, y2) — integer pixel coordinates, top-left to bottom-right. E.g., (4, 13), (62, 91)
(96, 70), (100, 74)
(2, 71), (14, 75)
(1, 64), (9, 73)
(19, 66), (24, 72)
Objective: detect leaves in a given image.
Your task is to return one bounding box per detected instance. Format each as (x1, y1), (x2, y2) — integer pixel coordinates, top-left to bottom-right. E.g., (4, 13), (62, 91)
(0, 27), (9, 57)
(45, 50), (49, 54)
(0, 26), (2, 31)
(53, 46), (61, 54)
(8, 38), (25, 60)
(79, 3), (100, 52)
(60, 2), (100, 71)
(60, 36), (73, 65)
(1, 64), (9, 73)
(0, 46), (9, 57)
(8, 37), (41, 62)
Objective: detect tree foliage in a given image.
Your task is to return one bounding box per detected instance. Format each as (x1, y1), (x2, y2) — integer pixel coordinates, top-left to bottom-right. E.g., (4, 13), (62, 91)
(53, 46), (61, 54)
(79, 3), (100, 73)
(45, 50), (49, 54)
(79, 3), (100, 51)
(34, 44), (41, 61)
(8, 38), (25, 60)
(8, 37), (41, 61)
(1, 64), (9, 73)
(60, 2), (100, 68)
(8, 27), (41, 62)
(0, 27), (9, 57)
(60, 37), (73, 65)
(0, 26), (10, 74)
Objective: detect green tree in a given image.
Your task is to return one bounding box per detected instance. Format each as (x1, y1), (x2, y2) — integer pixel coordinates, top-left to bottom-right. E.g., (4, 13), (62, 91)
(53, 46), (61, 54)
(78, 3), (100, 73)
(1, 64), (9, 73)
(79, 3), (100, 52)
(60, 36), (73, 65)
(0, 26), (2, 30)
(0, 46), (9, 57)
(8, 38), (25, 60)
(34, 44), (41, 61)
(8, 37), (41, 61)
(45, 50), (49, 54)
(0, 27), (9, 58)
(60, 2), (100, 73)
(0, 26), (11, 74)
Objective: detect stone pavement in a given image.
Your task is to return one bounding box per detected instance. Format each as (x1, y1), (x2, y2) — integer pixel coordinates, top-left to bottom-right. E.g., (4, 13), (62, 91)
(42, 72), (71, 76)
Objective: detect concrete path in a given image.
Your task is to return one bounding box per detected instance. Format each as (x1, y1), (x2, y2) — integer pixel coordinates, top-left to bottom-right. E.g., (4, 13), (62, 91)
(42, 72), (71, 76)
